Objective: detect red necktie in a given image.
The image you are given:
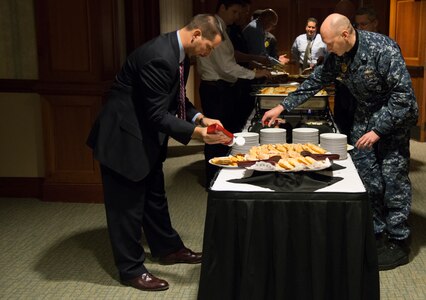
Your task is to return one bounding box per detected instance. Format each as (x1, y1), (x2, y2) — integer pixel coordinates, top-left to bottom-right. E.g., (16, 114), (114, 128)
(178, 62), (186, 120)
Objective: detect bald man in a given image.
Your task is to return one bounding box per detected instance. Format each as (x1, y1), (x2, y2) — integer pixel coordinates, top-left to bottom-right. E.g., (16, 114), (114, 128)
(262, 13), (418, 271)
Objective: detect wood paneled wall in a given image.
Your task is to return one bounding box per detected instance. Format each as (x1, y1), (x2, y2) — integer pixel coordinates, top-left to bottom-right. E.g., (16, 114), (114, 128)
(192, 0), (392, 60)
(34, 0), (121, 202)
(389, 0), (426, 141)
(34, 0), (159, 202)
(124, 0), (160, 54)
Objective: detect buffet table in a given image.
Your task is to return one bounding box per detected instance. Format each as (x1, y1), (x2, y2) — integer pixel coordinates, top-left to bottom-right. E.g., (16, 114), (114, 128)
(197, 155), (379, 300)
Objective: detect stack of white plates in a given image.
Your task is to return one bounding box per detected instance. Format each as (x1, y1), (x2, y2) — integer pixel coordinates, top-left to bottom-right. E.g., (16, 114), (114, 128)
(231, 132), (259, 155)
(292, 128), (319, 144)
(260, 128), (286, 145)
(320, 133), (348, 160)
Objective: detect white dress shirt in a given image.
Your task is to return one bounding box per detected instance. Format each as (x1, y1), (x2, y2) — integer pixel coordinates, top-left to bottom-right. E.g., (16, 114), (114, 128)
(196, 15), (255, 83)
(291, 33), (327, 66)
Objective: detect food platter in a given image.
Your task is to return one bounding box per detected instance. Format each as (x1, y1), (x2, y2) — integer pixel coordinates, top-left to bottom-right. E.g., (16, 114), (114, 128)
(209, 143), (335, 172)
(208, 157), (241, 168)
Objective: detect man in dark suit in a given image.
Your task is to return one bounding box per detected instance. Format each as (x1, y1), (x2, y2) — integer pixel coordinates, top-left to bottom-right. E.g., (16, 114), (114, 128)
(87, 14), (228, 292)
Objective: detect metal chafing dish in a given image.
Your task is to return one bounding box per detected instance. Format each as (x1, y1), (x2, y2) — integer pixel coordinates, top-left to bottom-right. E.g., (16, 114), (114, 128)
(249, 83), (336, 140)
(252, 83), (329, 112)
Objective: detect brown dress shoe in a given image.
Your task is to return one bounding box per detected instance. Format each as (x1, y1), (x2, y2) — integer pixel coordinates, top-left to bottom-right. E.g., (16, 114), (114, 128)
(122, 272), (169, 291)
(159, 247), (202, 265)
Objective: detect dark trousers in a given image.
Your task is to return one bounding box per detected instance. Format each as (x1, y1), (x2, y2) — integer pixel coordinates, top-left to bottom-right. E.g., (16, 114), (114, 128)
(100, 162), (184, 280)
(234, 78), (256, 132)
(333, 82), (357, 141)
(200, 80), (239, 186)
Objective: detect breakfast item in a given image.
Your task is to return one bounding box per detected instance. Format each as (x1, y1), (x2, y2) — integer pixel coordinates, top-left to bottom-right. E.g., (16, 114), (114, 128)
(303, 156), (317, 165)
(287, 157), (301, 167)
(210, 153), (245, 167)
(278, 159), (295, 170)
(316, 89), (328, 96)
(303, 143), (328, 154)
(259, 86), (327, 96)
(259, 86), (298, 95)
(210, 156), (238, 166)
(294, 143), (304, 153)
(260, 87), (274, 94)
(295, 156), (314, 166)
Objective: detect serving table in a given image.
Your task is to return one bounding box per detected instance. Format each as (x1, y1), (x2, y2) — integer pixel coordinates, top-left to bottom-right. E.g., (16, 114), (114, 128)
(197, 155), (379, 300)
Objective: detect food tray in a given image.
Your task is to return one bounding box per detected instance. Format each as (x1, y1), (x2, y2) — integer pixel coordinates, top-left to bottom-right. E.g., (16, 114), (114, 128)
(257, 96), (328, 110)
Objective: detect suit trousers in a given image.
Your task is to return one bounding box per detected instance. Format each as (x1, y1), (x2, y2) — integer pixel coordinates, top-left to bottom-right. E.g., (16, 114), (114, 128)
(100, 162), (184, 280)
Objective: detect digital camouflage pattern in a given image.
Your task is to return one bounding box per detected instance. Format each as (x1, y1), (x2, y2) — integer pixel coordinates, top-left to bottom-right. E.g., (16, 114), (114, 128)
(282, 30), (419, 240)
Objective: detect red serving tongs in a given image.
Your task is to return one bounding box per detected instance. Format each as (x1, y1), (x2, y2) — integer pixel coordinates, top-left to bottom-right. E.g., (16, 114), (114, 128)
(207, 124), (245, 146)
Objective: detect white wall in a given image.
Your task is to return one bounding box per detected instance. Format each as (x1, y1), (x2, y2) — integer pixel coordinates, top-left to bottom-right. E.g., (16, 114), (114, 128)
(159, 0), (196, 104)
(0, 0), (196, 178)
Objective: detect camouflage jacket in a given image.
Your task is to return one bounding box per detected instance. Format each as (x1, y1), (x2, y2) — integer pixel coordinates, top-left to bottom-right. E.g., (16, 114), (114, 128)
(283, 30), (419, 136)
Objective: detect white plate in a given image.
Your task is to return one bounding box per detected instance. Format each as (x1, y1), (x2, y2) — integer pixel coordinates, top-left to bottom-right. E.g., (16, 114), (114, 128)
(208, 158), (240, 168)
(319, 144), (354, 152)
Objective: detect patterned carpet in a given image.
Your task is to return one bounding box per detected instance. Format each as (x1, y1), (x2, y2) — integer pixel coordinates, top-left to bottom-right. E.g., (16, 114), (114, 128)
(0, 139), (425, 299)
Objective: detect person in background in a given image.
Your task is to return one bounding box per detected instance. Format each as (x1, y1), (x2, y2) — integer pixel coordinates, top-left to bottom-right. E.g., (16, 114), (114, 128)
(291, 17), (327, 74)
(334, 0), (356, 22)
(355, 7), (379, 32)
(197, 0), (271, 186)
(227, 0), (267, 135)
(262, 13), (418, 271)
(243, 9), (289, 65)
(227, 0), (270, 67)
(265, 30), (278, 59)
(250, 9), (279, 59)
(334, 7), (379, 141)
(87, 14), (229, 292)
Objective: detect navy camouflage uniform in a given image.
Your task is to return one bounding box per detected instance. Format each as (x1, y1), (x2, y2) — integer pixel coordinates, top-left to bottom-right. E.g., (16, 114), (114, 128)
(282, 30), (419, 240)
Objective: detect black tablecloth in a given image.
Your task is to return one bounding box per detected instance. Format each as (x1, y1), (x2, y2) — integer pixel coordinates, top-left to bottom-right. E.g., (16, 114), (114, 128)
(228, 170), (344, 192)
(198, 190), (379, 300)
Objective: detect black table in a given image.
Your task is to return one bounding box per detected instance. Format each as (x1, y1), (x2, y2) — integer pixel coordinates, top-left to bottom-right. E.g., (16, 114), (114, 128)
(198, 156), (379, 300)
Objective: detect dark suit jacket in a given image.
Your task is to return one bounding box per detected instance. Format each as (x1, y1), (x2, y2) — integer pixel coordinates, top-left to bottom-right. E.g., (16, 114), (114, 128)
(87, 32), (199, 181)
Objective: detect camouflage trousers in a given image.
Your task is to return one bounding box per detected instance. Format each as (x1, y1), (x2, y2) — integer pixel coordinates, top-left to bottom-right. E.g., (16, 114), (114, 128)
(350, 124), (412, 240)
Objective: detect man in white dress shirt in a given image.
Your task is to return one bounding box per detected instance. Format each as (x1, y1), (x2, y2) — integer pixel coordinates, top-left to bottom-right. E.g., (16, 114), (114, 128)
(291, 17), (327, 73)
(197, 0), (271, 186)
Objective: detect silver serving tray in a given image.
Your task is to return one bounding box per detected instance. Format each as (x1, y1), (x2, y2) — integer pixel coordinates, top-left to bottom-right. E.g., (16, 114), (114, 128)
(258, 96), (328, 110)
